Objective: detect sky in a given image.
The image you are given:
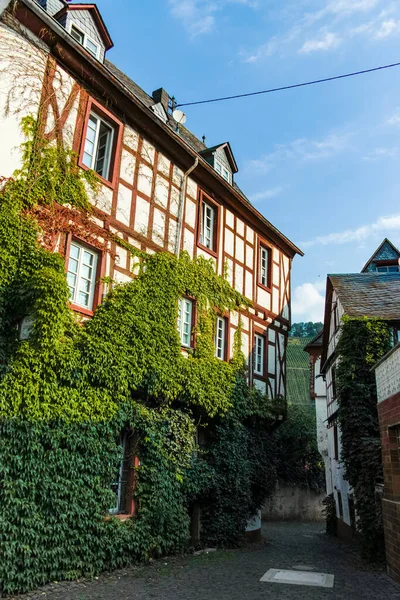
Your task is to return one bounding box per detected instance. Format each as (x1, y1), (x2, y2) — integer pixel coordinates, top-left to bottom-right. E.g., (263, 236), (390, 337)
(95, 0), (400, 322)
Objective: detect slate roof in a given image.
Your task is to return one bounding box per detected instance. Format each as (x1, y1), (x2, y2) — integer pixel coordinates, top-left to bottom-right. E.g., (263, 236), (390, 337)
(105, 60), (207, 154)
(304, 330), (323, 351)
(329, 272), (400, 320)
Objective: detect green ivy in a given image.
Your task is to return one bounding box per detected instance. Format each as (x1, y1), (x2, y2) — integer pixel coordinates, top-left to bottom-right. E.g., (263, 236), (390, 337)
(0, 118), (282, 594)
(336, 316), (391, 559)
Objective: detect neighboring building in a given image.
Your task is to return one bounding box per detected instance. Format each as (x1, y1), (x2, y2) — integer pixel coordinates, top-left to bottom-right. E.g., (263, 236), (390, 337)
(319, 240), (400, 540)
(304, 331), (330, 495)
(0, 0), (302, 518)
(374, 342), (400, 584)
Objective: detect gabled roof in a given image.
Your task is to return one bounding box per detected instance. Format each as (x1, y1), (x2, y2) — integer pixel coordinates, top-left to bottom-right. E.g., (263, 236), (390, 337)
(304, 330), (323, 352)
(361, 238), (400, 272)
(199, 142), (239, 174)
(328, 272), (400, 319)
(321, 272), (400, 371)
(55, 3), (113, 50)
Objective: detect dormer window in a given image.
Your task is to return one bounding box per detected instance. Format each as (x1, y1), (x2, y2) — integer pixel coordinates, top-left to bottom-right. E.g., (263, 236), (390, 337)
(69, 23), (100, 59)
(214, 160), (231, 184)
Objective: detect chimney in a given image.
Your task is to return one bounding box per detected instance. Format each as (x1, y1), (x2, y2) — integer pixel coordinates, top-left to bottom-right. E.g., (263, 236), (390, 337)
(152, 88), (170, 113)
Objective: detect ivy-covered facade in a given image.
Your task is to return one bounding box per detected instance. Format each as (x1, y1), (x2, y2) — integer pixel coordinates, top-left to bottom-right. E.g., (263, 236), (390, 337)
(0, 0), (302, 594)
(320, 252), (400, 552)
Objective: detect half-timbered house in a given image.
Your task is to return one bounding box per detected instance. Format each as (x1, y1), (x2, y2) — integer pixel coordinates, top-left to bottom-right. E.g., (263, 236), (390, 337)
(0, 0), (302, 401)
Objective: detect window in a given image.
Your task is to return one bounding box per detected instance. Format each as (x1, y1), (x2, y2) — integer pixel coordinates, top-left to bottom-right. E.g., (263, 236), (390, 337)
(331, 365), (337, 399)
(178, 298), (193, 347)
(377, 265), (399, 273)
(109, 431), (134, 516)
(333, 423), (339, 461)
(85, 37), (100, 58)
(70, 23), (84, 44)
(82, 112), (115, 181)
(215, 317), (227, 360)
(67, 242), (98, 310)
(69, 23), (100, 59)
(259, 245), (270, 288)
(254, 333), (265, 376)
(214, 160), (231, 183)
(200, 200), (216, 251)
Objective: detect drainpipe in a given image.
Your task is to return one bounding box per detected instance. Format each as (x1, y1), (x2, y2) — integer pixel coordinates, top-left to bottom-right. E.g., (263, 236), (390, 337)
(0, 0), (13, 17)
(174, 157), (198, 257)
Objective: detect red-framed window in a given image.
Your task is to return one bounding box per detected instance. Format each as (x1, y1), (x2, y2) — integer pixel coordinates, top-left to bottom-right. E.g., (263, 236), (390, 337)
(215, 316), (228, 361)
(79, 98), (123, 188)
(178, 297), (195, 348)
(258, 242), (272, 290)
(253, 332), (266, 377)
(109, 429), (139, 520)
(66, 236), (103, 316)
(197, 191), (220, 257)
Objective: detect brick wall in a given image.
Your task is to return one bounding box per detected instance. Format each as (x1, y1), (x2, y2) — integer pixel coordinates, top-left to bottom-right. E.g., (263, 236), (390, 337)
(378, 391), (400, 583)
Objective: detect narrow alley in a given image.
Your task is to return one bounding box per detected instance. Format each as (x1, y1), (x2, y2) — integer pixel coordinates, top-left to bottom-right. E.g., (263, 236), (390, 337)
(15, 522), (400, 600)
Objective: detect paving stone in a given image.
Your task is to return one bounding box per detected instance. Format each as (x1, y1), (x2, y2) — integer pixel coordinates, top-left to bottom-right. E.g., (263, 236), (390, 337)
(11, 522), (400, 600)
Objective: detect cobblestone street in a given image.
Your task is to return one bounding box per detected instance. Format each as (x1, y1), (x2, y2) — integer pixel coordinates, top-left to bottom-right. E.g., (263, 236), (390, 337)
(15, 522), (400, 600)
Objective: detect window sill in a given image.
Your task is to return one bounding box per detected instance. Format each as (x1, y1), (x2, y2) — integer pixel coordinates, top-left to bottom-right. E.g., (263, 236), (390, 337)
(197, 242), (218, 259)
(257, 282), (272, 293)
(78, 160), (116, 191)
(70, 303), (95, 317)
(106, 513), (134, 522)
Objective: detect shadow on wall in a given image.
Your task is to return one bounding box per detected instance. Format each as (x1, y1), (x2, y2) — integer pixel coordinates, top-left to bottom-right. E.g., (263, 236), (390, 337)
(262, 483), (325, 522)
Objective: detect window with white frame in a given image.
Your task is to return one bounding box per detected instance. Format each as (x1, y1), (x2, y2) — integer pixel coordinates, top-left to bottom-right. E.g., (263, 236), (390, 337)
(254, 333), (265, 376)
(215, 316), (226, 360)
(82, 112), (115, 180)
(70, 23), (100, 59)
(260, 245), (270, 287)
(214, 160), (231, 184)
(178, 298), (193, 347)
(67, 242), (98, 310)
(200, 200), (216, 251)
(109, 431), (131, 515)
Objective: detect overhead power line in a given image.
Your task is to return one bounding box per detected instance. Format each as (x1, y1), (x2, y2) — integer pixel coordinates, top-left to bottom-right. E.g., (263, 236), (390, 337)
(176, 60), (400, 108)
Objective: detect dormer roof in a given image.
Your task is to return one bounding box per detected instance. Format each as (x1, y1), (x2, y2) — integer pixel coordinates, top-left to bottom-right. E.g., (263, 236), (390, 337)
(361, 238), (400, 272)
(54, 3), (113, 50)
(199, 142), (238, 174)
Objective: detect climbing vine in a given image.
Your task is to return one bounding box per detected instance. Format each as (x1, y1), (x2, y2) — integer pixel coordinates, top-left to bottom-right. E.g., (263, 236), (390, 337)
(0, 118), (282, 594)
(336, 316), (391, 559)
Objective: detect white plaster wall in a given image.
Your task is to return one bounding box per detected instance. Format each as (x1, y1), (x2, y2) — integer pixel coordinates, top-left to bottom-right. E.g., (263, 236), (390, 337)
(0, 23), (48, 178)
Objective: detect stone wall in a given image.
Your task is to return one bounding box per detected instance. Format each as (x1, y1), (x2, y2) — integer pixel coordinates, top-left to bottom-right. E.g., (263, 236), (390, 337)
(262, 484), (325, 522)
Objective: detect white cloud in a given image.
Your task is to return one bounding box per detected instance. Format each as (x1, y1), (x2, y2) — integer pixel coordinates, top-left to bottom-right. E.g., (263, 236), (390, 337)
(375, 18), (400, 38)
(363, 146), (400, 160)
(169, 0), (258, 37)
(299, 30), (341, 53)
(292, 282), (326, 323)
(250, 186), (286, 202)
(301, 213), (400, 248)
(247, 132), (350, 173)
(241, 0), (397, 62)
(387, 109), (400, 126)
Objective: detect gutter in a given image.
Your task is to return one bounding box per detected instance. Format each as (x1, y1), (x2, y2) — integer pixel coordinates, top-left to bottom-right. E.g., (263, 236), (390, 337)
(175, 157), (198, 256)
(15, 0), (303, 257)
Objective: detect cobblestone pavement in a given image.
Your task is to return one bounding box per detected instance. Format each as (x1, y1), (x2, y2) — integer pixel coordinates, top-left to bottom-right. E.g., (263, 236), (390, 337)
(14, 522), (400, 600)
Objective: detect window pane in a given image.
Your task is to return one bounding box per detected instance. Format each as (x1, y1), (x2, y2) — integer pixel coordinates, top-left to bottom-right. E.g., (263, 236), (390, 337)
(70, 25), (84, 44)
(78, 291), (90, 307)
(95, 120), (113, 179)
(70, 243), (80, 260)
(215, 162), (222, 174)
(68, 258), (79, 274)
(83, 251), (94, 266)
(202, 202), (215, 250)
(85, 38), (99, 57)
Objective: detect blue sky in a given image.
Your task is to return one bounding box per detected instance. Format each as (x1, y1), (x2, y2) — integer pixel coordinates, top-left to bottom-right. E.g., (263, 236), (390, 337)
(96, 0), (400, 322)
